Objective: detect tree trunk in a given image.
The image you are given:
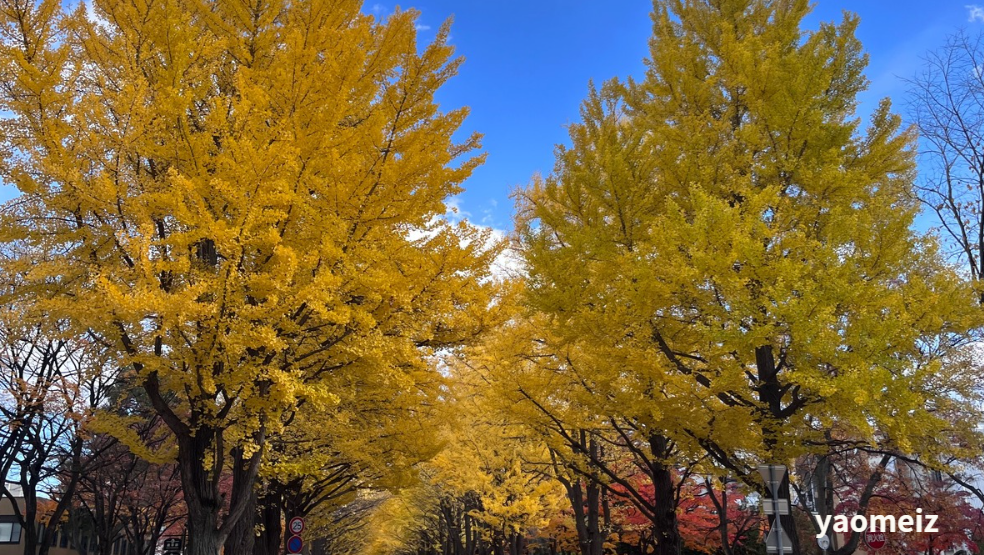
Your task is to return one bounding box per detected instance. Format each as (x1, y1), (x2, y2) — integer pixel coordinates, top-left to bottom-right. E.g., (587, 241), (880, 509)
(756, 345), (802, 555)
(648, 434), (680, 555)
(179, 430), (225, 555)
(705, 478), (732, 555)
(254, 490), (282, 555)
(585, 437), (606, 555)
(558, 433), (606, 555)
(186, 511), (222, 555)
(147, 383), (264, 555)
(20, 494), (38, 555)
(464, 508), (474, 555)
(563, 478), (588, 555)
(224, 447), (258, 555)
(441, 497), (465, 555)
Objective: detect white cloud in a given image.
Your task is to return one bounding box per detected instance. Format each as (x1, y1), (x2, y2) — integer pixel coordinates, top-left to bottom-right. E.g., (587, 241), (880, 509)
(372, 3), (386, 14)
(81, 0), (110, 30)
(415, 24), (431, 31)
(968, 4), (984, 22)
(403, 219), (522, 283)
(432, 196), (522, 281)
(486, 227), (525, 282)
(444, 196), (471, 223)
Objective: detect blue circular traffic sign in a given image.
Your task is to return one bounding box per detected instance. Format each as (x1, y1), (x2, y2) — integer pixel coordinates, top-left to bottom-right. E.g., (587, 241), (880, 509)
(287, 535), (303, 554)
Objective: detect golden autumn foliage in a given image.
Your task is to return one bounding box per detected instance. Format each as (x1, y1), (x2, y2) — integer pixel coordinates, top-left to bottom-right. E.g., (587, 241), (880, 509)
(0, 0), (500, 552)
(356, 349), (568, 555)
(3, 0), (984, 554)
(510, 0), (984, 552)
(435, 360), (567, 540)
(517, 0), (984, 469)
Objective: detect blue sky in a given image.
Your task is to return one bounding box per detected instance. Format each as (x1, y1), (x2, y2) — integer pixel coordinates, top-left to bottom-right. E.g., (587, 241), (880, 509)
(1, 1), (980, 233)
(393, 0), (983, 234)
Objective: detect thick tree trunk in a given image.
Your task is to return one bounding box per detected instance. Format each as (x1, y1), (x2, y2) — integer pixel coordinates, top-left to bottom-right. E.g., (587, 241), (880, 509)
(178, 430), (225, 555)
(254, 490), (282, 555)
(146, 378), (264, 555)
(756, 345), (802, 555)
(508, 533), (523, 555)
(186, 511), (222, 555)
(648, 434), (680, 555)
(774, 479), (800, 555)
(224, 447), (258, 555)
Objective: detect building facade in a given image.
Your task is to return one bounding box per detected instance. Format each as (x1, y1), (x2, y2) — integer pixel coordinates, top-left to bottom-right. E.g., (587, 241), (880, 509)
(0, 485), (79, 555)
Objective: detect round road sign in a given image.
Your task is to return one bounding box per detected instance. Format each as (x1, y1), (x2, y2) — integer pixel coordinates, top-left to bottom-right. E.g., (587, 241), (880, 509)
(817, 535), (830, 550)
(863, 527), (887, 550)
(289, 516), (305, 535)
(287, 535), (303, 554)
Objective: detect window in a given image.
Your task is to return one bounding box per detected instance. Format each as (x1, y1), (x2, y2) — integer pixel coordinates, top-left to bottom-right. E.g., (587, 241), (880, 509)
(0, 517), (22, 544)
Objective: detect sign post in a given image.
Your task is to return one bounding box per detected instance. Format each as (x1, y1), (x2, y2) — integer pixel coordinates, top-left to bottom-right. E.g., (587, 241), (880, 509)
(286, 516), (305, 554)
(758, 465), (792, 554)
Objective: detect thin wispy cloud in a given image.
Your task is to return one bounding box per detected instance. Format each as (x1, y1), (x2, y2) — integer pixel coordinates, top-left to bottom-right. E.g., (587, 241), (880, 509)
(481, 207), (494, 225)
(968, 4), (984, 22)
(415, 24), (431, 31)
(372, 3), (386, 14)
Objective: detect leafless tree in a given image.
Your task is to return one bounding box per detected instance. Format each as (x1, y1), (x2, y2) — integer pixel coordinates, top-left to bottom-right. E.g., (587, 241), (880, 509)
(907, 30), (984, 298)
(0, 308), (122, 555)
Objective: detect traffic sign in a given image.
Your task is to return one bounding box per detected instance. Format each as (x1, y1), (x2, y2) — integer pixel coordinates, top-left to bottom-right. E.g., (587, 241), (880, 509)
(163, 538), (183, 550)
(289, 516), (305, 535)
(762, 498), (789, 515)
(863, 527), (887, 550)
(759, 464), (791, 555)
(765, 526), (793, 553)
(758, 465), (788, 495)
(817, 535), (830, 550)
(287, 535), (303, 554)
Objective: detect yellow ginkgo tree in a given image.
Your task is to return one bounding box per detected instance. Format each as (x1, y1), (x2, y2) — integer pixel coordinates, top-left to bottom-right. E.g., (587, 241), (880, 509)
(515, 0), (984, 553)
(0, 0), (499, 553)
